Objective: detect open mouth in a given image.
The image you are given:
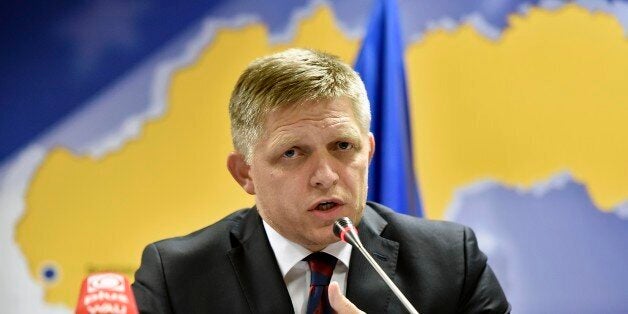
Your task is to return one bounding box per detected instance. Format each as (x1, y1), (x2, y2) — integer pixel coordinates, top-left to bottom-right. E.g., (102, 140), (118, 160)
(308, 197), (345, 221)
(308, 199), (344, 220)
(316, 201), (338, 211)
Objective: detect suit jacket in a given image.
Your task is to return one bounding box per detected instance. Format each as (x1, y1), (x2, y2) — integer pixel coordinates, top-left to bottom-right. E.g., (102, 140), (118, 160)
(132, 202), (510, 313)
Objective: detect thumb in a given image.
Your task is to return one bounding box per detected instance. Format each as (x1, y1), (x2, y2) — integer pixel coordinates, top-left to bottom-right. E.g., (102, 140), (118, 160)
(328, 281), (364, 314)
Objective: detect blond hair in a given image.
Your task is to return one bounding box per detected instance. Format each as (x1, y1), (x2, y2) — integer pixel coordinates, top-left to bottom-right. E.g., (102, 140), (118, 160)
(229, 48), (370, 162)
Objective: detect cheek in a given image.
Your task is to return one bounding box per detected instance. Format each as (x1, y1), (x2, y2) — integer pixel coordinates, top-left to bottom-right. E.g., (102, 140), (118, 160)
(257, 168), (301, 202)
(256, 166), (281, 186)
(268, 168), (279, 178)
(348, 157), (370, 179)
(345, 159), (370, 195)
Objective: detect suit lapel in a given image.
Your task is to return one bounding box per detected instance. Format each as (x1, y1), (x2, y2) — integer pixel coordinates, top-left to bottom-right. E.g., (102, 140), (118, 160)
(346, 205), (400, 313)
(227, 209), (294, 314)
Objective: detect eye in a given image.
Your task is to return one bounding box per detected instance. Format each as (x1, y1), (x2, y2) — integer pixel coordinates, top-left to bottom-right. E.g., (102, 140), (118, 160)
(282, 148), (298, 158)
(337, 141), (353, 150)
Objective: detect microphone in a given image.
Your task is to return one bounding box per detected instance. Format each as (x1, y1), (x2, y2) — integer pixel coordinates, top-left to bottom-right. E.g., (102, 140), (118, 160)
(75, 272), (138, 314)
(333, 217), (420, 314)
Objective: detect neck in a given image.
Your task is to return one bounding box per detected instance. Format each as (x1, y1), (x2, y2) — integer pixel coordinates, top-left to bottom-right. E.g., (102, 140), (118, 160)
(303, 243), (327, 252)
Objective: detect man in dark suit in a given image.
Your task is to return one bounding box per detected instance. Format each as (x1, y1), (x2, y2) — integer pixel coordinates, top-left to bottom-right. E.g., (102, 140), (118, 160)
(132, 48), (510, 313)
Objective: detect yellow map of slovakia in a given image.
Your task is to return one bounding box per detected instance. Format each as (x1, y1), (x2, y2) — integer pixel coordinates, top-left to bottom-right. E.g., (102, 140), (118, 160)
(16, 4), (628, 308)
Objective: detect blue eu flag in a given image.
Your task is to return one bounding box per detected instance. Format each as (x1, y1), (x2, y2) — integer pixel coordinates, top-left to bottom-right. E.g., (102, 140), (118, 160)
(354, 0), (423, 216)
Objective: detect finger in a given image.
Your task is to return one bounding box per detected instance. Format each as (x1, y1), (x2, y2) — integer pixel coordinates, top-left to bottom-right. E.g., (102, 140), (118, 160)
(328, 281), (364, 314)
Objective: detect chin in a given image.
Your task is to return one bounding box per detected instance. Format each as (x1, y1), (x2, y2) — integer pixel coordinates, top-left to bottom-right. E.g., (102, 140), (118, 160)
(321, 233), (340, 245)
(305, 232), (338, 248)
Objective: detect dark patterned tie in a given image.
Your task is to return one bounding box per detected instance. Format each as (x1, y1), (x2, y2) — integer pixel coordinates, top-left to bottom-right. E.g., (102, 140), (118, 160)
(305, 252), (338, 314)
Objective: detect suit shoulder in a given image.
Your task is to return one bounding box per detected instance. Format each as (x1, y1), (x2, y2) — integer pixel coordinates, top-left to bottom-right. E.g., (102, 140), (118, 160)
(370, 202), (466, 236)
(149, 207), (252, 258)
(367, 202), (472, 253)
(365, 203), (509, 312)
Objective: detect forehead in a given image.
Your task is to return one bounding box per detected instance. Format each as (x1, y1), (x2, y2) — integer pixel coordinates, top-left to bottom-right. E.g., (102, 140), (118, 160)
(262, 98), (362, 138)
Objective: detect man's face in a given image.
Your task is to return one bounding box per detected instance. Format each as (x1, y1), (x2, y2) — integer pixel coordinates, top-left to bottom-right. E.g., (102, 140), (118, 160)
(235, 98), (374, 251)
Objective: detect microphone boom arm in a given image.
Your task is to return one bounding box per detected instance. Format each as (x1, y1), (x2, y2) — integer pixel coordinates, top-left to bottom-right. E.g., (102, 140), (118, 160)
(334, 218), (420, 314)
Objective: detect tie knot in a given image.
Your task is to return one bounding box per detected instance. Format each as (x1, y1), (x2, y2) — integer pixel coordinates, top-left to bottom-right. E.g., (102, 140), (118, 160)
(305, 252), (337, 286)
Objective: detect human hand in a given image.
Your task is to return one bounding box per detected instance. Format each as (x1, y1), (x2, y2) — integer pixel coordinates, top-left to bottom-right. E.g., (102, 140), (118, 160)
(328, 281), (365, 314)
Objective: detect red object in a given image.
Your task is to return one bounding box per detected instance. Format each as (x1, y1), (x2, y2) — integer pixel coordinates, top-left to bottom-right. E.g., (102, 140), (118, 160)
(339, 225), (355, 243)
(304, 252), (338, 314)
(75, 272), (138, 314)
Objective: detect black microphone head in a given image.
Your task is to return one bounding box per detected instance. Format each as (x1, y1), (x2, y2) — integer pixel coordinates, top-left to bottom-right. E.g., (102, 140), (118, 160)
(333, 217), (354, 239)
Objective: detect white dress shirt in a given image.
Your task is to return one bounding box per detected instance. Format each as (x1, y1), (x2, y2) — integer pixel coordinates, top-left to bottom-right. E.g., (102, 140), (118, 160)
(263, 221), (352, 314)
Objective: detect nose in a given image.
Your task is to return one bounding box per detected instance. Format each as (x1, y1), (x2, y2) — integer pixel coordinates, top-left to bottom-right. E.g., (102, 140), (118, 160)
(309, 152), (339, 189)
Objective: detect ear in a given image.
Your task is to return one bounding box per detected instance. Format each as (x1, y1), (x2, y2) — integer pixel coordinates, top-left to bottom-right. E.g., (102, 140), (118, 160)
(367, 132), (376, 162)
(227, 152), (256, 195)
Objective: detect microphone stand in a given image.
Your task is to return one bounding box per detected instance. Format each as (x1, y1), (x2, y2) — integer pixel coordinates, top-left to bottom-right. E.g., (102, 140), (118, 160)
(334, 218), (420, 314)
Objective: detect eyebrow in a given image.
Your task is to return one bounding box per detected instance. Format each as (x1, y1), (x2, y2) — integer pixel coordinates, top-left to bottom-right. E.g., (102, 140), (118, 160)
(269, 134), (302, 150)
(336, 128), (362, 142)
(269, 126), (363, 151)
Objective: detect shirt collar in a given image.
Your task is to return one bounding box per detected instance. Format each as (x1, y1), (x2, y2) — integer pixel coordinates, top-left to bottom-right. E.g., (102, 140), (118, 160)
(263, 220), (352, 277)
